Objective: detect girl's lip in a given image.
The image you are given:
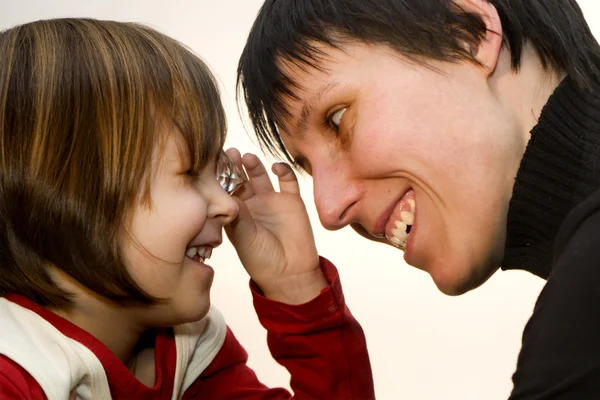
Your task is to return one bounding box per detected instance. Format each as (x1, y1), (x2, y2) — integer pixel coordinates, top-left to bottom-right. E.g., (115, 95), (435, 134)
(188, 239), (222, 249)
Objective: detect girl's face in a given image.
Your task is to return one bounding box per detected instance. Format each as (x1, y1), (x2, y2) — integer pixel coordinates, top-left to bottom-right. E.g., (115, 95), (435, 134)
(122, 131), (239, 327)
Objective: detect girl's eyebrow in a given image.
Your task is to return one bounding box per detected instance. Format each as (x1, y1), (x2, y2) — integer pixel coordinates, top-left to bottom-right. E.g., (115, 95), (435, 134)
(293, 81), (340, 137)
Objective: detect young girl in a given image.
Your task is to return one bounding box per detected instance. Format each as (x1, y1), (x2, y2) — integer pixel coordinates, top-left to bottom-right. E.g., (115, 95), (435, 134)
(0, 19), (374, 399)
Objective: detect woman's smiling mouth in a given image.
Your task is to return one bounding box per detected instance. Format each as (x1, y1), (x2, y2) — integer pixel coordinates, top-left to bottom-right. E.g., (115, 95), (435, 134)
(385, 189), (416, 250)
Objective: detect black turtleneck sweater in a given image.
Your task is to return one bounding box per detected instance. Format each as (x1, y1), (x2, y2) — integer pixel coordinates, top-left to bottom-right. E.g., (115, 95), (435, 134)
(502, 77), (600, 399)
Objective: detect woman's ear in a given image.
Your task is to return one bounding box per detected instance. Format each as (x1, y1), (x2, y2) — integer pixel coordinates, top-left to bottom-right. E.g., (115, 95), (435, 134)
(456, 0), (503, 75)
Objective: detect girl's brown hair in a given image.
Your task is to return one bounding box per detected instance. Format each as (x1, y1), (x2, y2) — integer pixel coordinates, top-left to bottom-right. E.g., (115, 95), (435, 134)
(0, 18), (226, 307)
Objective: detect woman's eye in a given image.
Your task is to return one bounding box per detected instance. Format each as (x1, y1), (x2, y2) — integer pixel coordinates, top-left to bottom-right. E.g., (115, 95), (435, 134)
(329, 108), (347, 129)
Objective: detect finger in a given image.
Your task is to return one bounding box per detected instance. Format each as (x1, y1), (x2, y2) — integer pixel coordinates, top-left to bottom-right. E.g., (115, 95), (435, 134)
(225, 148), (255, 200)
(242, 153), (275, 194)
(272, 162), (300, 195)
(225, 147), (242, 166)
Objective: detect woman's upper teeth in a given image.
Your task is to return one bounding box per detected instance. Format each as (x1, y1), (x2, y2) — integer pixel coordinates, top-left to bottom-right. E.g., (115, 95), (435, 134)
(390, 214), (412, 248)
(400, 211), (414, 225)
(394, 220), (408, 234)
(408, 198), (415, 212)
(386, 191), (416, 250)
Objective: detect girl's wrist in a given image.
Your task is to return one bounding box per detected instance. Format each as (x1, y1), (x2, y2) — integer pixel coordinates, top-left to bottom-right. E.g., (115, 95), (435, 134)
(259, 268), (328, 305)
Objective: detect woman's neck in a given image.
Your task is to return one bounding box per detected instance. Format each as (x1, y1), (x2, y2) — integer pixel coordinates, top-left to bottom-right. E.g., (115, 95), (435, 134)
(489, 41), (565, 149)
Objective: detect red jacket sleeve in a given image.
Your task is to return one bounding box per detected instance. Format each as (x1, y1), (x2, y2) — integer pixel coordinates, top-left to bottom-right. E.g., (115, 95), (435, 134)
(184, 257), (375, 399)
(0, 355), (47, 400)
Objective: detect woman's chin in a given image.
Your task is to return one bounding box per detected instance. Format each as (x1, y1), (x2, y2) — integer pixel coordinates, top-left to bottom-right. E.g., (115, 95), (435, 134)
(429, 259), (499, 297)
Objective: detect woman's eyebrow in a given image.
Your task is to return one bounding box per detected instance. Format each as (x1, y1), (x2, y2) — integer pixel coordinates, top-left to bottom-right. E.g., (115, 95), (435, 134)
(293, 81), (340, 137)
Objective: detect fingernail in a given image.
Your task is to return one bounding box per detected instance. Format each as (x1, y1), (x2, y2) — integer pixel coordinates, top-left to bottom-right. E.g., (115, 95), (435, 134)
(274, 162), (288, 173)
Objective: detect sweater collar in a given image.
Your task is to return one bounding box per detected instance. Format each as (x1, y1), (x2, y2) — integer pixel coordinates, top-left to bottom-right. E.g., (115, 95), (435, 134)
(502, 77), (600, 278)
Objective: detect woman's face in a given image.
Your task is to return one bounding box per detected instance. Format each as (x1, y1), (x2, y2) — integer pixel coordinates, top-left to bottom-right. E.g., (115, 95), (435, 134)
(277, 43), (525, 295)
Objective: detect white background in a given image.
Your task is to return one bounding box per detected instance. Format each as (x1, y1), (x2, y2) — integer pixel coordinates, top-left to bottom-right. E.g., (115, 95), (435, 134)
(1, 1), (598, 399)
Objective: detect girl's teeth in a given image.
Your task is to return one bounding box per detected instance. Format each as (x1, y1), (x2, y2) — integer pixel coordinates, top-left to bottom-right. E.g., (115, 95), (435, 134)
(186, 247), (197, 258)
(186, 246), (213, 261)
(197, 247), (213, 260)
(408, 199), (416, 213)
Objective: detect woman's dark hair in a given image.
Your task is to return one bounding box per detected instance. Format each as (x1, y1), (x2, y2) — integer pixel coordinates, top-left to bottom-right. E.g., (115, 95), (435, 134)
(238, 0), (600, 160)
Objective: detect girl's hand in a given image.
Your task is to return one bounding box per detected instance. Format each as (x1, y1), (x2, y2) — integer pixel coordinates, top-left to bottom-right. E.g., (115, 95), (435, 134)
(224, 149), (327, 304)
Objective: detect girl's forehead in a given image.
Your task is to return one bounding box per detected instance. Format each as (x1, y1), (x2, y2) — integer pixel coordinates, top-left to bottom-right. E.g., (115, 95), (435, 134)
(150, 113), (224, 174)
(155, 130), (220, 168)
(155, 131), (189, 164)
